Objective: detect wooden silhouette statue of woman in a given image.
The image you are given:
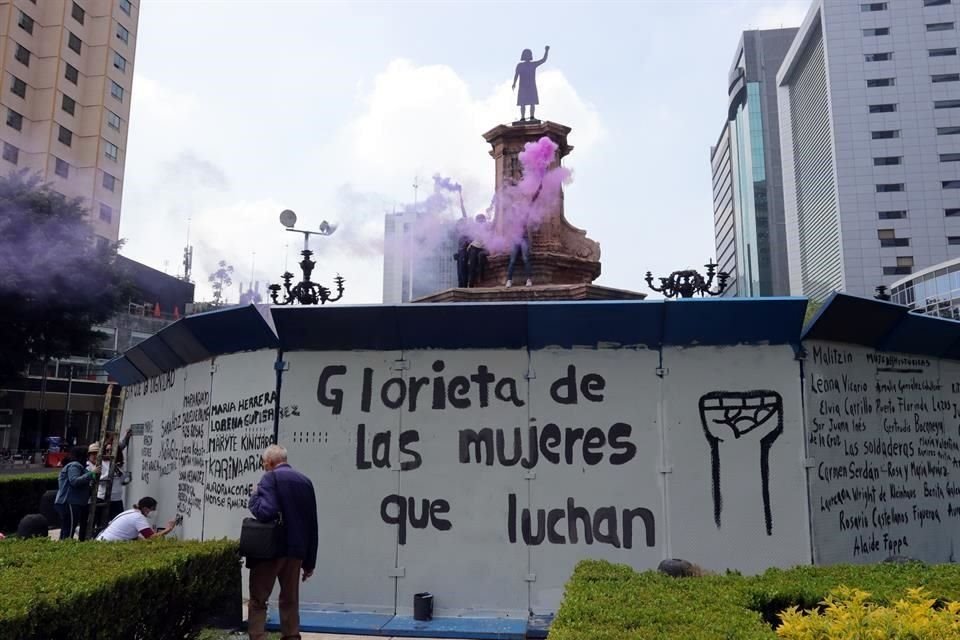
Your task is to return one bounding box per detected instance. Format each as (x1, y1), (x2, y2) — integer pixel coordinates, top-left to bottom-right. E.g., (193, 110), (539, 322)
(512, 46), (549, 123)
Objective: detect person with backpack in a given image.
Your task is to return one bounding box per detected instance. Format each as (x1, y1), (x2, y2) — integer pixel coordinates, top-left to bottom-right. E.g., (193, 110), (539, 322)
(54, 445), (99, 540)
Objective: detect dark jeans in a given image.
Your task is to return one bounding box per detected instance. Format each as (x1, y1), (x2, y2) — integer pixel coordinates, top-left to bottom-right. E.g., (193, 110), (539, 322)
(54, 503), (90, 541)
(466, 247), (485, 287)
(507, 241), (531, 282)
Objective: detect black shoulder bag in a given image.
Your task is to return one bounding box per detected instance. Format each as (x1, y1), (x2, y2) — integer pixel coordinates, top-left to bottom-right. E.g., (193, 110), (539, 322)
(239, 472), (286, 559)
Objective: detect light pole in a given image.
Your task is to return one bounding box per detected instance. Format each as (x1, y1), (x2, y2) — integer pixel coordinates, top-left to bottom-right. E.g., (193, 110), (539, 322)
(268, 210), (345, 305)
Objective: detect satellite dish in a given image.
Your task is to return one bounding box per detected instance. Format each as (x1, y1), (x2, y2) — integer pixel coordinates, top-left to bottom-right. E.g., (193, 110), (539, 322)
(279, 209), (297, 228)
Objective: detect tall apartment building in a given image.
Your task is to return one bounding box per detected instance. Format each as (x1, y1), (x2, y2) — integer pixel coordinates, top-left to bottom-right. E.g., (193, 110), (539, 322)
(0, 0), (138, 246)
(710, 28), (798, 298)
(382, 210), (458, 304)
(778, 0), (960, 300)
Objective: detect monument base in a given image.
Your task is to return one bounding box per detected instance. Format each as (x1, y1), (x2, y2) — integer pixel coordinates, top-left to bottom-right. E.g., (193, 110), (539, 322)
(412, 283), (647, 303)
(477, 252), (602, 288)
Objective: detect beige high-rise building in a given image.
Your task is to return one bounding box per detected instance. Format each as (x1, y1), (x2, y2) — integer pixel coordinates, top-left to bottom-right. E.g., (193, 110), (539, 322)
(0, 0), (137, 245)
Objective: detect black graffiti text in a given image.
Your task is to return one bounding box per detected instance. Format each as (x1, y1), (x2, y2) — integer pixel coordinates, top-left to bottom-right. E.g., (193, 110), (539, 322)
(380, 494), (451, 544)
(507, 494), (654, 549)
(459, 423), (636, 468)
(355, 424), (422, 471)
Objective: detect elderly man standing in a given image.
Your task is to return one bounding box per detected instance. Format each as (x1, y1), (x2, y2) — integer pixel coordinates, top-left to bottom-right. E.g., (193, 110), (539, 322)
(247, 445), (318, 640)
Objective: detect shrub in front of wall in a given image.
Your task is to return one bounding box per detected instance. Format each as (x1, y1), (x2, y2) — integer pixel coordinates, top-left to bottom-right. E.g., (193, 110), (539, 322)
(0, 472), (58, 534)
(550, 559), (960, 640)
(0, 538), (241, 640)
(777, 586), (960, 639)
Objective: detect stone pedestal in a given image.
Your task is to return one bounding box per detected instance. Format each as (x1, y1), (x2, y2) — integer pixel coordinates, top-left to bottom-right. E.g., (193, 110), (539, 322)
(414, 283), (646, 303)
(478, 121), (601, 287)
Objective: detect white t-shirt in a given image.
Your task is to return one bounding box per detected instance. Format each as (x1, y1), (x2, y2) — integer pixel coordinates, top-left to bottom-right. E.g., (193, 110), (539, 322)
(96, 509), (153, 541)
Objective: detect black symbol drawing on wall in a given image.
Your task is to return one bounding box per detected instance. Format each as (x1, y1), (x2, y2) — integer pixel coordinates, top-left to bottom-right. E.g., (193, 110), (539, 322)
(698, 390), (783, 536)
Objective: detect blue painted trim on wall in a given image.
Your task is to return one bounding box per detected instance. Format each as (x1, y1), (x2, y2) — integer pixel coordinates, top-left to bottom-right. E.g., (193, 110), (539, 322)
(266, 610), (528, 639)
(801, 292), (960, 360)
(104, 296), (873, 386)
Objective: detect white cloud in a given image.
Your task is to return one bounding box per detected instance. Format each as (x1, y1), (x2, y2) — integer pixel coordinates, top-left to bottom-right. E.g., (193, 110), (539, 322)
(120, 61), (603, 304)
(749, 2), (809, 31)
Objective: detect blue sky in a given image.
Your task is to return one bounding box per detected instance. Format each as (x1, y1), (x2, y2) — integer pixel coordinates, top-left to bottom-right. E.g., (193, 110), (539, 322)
(120, 0), (810, 303)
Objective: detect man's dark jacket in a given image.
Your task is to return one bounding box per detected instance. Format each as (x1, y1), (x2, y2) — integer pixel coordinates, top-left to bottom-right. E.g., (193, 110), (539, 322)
(249, 463), (318, 571)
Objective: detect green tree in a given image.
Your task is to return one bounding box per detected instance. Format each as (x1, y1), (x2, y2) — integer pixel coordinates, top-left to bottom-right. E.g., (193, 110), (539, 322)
(0, 172), (128, 382)
(208, 260), (234, 307)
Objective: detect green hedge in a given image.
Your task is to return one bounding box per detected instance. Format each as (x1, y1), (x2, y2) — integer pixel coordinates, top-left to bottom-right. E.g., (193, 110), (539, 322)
(550, 560), (960, 640)
(0, 538), (241, 640)
(0, 472), (58, 534)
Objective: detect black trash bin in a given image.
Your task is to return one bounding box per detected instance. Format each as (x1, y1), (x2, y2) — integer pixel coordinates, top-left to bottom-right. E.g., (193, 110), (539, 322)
(413, 592), (433, 621)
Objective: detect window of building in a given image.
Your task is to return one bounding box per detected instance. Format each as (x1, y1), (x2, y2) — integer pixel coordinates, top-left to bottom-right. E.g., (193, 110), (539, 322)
(935, 99), (960, 109)
(95, 235), (109, 251)
(881, 236), (909, 250)
(110, 80), (123, 101)
(11, 76), (26, 99)
(938, 126), (960, 135)
(67, 32), (82, 55)
(2, 143), (18, 165)
(872, 129), (900, 139)
(869, 103), (897, 113)
(99, 203), (112, 223)
(930, 47), (958, 57)
(949, 237), (960, 245)
(944, 180), (960, 189)
(6, 109), (22, 131)
(106, 110), (121, 129)
(116, 23), (129, 44)
(61, 94), (76, 115)
(865, 52), (893, 62)
(932, 73), (960, 82)
(861, 2), (887, 10)
(102, 172), (116, 191)
(867, 78), (895, 87)
(104, 141), (118, 161)
(58, 126), (73, 146)
(877, 183), (905, 192)
(18, 11), (34, 35)
(928, 22), (955, 31)
(113, 51), (126, 72)
(884, 265), (912, 275)
(863, 27), (890, 36)
(942, 153), (960, 162)
(874, 156), (902, 165)
(925, 0), (951, 5)
(14, 45), (30, 66)
(72, 2), (85, 24)
(879, 210), (907, 219)
(947, 208), (960, 217)
(65, 63), (79, 84)
(120, 0), (132, 15)
(55, 157), (69, 178)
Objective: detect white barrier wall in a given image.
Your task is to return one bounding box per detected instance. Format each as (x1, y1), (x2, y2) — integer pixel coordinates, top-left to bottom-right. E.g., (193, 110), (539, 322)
(120, 342), (809, 617)
(124, 350), (284, 541)
(804, 341), (960, 564)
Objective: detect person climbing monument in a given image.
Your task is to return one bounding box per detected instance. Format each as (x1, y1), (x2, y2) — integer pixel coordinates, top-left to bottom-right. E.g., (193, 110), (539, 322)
(505, 226), (533, 287)
(512, 46), (549, 123)
(467, 213), (490, 287)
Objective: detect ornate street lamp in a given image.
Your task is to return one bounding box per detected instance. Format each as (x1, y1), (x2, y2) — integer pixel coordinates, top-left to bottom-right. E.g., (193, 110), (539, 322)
(645, 260), (730, 299)
(268, 209), (345, 305)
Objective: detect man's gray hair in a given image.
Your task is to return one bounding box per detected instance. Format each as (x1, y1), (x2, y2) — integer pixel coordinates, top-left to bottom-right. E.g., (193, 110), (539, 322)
(263, 444), (288, 465)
